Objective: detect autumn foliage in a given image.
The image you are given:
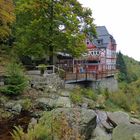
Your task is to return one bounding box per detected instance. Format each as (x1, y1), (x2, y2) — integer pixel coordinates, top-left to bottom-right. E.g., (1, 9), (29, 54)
(0, 0), (15, 40)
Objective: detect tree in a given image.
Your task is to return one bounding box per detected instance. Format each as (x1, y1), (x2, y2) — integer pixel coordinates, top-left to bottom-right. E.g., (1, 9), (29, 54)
(116, 51), (128, 82)
(0, 62), (28, 95)
(0, 0), (15, 42)
(14, 0), (96, 64)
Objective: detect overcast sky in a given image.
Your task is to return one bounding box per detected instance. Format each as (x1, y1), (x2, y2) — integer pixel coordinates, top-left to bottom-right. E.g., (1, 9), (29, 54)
(78, 0), (140, 61)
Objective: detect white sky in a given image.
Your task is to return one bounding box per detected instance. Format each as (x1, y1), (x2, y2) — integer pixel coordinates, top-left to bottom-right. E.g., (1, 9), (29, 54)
(78, 0), (140, 61)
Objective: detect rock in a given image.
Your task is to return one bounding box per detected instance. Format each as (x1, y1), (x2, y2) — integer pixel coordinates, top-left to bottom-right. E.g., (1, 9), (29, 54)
(5, 102), (15, 110)
(28, 118), (37, 129)
(81, 103), (88, 109)
(83, 98), (96, 109)
(31, 110), (44, 118)
(130, 117), (140, 125)
(112, 123), (140, 140)
(95, 110), (108, 125)
(59, 90), (70, 97)
(44, 92), (59, 99)
(102, 121), (114, 133)
(107, 111), (130, 126)
(0, 108), (13, 119)
(55, 97), (71, 108)
(28, 74), (64, 92)
(94, 110), (113, 132)
(65, 84), (76, 90)
(91, 136), (111, 140)
(0, 81), (4, 86)
(133, 133), (140, 140)
(91, 126), (111, 140)
(52, 108), (97, 140)
(35, 98), (55, 111)
(12, 104), (22, 114)
(0, 96), (8, 106)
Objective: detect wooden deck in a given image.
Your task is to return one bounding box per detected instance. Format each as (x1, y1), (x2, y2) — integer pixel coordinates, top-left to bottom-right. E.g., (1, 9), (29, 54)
(65, 70), (117, 83)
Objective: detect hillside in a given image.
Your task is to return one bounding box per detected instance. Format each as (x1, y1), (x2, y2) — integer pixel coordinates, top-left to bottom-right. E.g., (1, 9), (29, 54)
(117, 52), (140, 83)
(124, 55), (140, 82)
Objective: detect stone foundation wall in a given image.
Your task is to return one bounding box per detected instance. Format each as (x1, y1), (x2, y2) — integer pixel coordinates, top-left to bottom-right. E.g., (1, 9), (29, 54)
(65, 76), (118, 92)
(91, 76), (118, 92)
(99, 77), (118, 92)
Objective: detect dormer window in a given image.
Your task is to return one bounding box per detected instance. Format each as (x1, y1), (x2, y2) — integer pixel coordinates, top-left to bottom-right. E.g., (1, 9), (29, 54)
(97, 39), (103, 45)
(97, 40), (100, 44)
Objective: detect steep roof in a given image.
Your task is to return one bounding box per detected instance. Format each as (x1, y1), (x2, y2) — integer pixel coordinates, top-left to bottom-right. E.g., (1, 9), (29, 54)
(93, 26), (116, 48)
(96, 26), (109, 36)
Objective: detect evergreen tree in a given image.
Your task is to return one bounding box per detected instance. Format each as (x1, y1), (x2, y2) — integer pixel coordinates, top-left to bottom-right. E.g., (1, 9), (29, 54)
(116, 51), (128, 82)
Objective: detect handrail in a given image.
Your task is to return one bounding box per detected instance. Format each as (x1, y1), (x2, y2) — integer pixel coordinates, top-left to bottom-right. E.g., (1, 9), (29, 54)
(65, 69), (117, 82)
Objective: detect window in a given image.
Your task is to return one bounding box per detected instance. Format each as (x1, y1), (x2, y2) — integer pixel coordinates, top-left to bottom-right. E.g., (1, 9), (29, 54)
(97, 40), (100, 44)
(97, 39), (103, 45)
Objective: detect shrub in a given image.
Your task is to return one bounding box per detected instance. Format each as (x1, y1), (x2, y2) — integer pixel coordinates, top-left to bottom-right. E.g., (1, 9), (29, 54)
(70, 87), (83, 104)
(0, 62), (28, 95)
(70, 91), (83, 104)
(103, 88), (110, 100)
(82, 88), (97, 101)
(107, 91), (130, 111)
(21, 98), (32, 111)
(130, 102), (139, 113)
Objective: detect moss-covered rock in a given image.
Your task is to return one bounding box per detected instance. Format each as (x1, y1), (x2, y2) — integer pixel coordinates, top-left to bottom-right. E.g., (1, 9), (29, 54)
(112, 123), (140, 140)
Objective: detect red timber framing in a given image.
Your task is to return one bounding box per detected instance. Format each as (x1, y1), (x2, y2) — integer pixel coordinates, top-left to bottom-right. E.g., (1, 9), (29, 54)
(57, 26), (117, 82)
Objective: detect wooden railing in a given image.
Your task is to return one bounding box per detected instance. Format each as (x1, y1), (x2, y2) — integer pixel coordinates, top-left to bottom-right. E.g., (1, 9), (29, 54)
(65, 70), (117, 82)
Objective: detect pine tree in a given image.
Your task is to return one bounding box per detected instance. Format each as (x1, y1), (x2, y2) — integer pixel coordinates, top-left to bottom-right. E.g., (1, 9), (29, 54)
(116, 51), (128, 82)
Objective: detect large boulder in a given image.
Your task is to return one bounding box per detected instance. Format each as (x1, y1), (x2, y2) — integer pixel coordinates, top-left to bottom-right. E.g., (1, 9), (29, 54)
(35, 98), (56, 110)
(12, 103), (22, 114)
(51, 108), (97, 140)
(55, 97), (72, 108)
(112, 123), (140, 140)
(91, 126), (111, 140)
(59, 90), (70, 97)
(107, 111), (130, 126)
(4, 101), (22, 114)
